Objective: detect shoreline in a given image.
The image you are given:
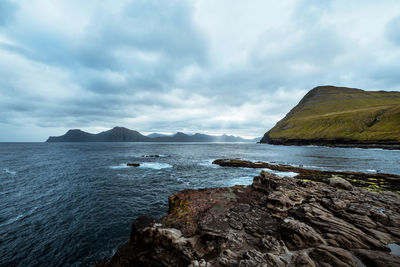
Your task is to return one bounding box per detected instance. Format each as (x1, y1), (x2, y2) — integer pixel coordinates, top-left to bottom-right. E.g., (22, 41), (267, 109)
(260, 138), (400, 150)
(98, 159), (400, 266)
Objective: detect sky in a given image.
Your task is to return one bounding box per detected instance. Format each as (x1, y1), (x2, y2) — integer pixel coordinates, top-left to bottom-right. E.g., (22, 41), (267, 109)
(1, 0), (400, 141)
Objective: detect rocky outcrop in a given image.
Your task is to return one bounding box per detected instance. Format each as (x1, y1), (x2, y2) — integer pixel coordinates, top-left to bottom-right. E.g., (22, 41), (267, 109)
(127, 163), (140, 167)
(100, 168), (400, 266)
(212, 159), (400, 193)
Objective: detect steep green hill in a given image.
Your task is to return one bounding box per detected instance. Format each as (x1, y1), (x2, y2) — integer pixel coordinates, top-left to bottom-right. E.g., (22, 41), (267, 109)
(260, 86), (400, 148)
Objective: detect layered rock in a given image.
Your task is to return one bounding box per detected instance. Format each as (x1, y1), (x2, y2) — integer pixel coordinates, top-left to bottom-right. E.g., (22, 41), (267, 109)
(212, 159), (400, 193)
(101, 169), (400, 266)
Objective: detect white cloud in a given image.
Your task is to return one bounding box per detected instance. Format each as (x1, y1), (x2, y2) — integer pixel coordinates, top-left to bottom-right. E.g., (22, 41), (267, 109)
(0, 0), (399, 141)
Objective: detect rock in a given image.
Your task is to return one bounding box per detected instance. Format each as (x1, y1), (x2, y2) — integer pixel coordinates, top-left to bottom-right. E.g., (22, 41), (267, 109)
(142, 155), (160, 158)
(99, 164), (400, 267)
(329, 177), (353, 190)
(127, 163), (140, 167)
(213, 158), (400, 193)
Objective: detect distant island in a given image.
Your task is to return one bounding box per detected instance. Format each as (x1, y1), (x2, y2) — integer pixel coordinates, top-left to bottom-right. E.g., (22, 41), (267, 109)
(260, 85), (400, 149)
(46, 126), (260, 143)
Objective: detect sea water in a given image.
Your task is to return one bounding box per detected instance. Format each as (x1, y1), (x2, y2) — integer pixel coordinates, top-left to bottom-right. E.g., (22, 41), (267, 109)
(0, 142), (399, 266)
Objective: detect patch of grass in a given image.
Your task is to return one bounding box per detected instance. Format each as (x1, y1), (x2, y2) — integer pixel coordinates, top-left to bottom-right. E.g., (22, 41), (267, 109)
(268, 86), (400, 142)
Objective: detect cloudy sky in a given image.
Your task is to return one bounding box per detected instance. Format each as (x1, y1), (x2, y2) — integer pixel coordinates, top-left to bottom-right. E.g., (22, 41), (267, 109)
(1, 0), (400, 141)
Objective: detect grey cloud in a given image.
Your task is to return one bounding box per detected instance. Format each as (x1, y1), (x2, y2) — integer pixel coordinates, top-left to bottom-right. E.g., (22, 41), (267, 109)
(0, 1), (400, 141)
(0, 0), (17, 26)
(386, 15), (400, 45)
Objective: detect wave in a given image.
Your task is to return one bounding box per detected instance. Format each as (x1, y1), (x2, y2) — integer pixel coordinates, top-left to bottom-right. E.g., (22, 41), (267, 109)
(198, 160), (220, 168)
(109, 162), (173, 170)
(139, 163), (172, 170)
(263, 169), (298, 178)
(227, 176), (254, 186)
(1, 214), (24, 226)
(109, 164), (130, 169)
(3, 168), (17, 175)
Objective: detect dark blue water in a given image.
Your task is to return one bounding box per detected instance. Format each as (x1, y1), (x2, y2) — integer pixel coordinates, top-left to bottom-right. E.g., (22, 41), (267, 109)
(1, 143), (399, 266)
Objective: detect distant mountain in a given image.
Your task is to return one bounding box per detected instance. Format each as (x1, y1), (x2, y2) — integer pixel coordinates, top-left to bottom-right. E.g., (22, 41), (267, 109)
(46, 129), (96, 142)
(147, 133), (171, 138)
(260, 85), (400, 148)
(46, 127), (257, 142)
(149, 132), (251, 142)
(47, 127), (150, 142)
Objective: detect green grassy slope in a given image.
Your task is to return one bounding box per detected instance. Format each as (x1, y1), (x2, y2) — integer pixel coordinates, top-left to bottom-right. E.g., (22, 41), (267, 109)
(261, 86), (400, 143)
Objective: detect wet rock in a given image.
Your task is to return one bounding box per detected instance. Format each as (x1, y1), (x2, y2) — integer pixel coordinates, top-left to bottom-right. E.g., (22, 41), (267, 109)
(126, 163), (140, 167)
(353, 248), (400, 266)
(213, 158), (400, 193)
(100, 164), (400, 267)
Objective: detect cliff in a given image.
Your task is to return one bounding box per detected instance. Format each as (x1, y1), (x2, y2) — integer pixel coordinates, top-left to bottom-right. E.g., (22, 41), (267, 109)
(260, 86), (400, 149)
(98, 160), (400, 267)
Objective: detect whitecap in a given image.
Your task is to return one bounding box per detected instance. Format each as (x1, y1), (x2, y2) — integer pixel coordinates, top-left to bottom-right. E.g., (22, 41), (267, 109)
(198, 160), (219, 168)
(263, 169), (298, 178)
(3, 168), (16, 175)
(139, 162), (172, 170)
(1, 214), (24, 226)
(226, 176), (254, 186)
(109, 164), (130, 169)
(366, 169), (377, 173)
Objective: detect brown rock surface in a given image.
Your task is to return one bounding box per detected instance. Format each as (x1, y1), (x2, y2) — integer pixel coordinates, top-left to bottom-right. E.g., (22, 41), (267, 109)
(212, 159), (400, 193)
(100, 167), (400, 267)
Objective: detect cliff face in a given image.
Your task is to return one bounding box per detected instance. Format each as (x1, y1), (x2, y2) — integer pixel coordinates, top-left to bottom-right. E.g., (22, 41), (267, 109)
(101, 166), (400, 267)
(260, 86), (400, 148)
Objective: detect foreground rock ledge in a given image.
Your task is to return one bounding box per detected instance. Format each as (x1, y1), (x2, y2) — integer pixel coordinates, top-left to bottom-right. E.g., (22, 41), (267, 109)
(99, 171), (400, 267)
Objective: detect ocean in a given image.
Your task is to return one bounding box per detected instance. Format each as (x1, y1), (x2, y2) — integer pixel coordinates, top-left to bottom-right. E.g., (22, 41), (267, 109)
(1, 142), (399, 266)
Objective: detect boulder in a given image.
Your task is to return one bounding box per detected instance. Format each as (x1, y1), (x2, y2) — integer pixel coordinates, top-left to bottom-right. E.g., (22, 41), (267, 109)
(329, 176), (353, 190)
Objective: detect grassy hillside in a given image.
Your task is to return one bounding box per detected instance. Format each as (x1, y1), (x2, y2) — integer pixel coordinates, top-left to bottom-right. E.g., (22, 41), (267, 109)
(261, 86), (400, 144)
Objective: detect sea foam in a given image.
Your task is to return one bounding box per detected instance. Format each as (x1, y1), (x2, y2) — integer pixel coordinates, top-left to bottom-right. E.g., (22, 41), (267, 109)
(109, 164), (130, 169)
(3, 168), (17, 175)
(139, 163), (172, 170)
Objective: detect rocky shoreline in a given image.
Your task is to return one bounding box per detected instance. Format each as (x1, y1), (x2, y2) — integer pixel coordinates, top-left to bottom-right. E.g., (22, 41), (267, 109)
(97, 159), (400, 266)
(212, 159), (400, 193)
(260, 136), (400, 150)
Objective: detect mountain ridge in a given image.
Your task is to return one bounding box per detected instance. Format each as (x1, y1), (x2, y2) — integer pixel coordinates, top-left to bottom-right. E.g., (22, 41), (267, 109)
(46, 127), (258, 143)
